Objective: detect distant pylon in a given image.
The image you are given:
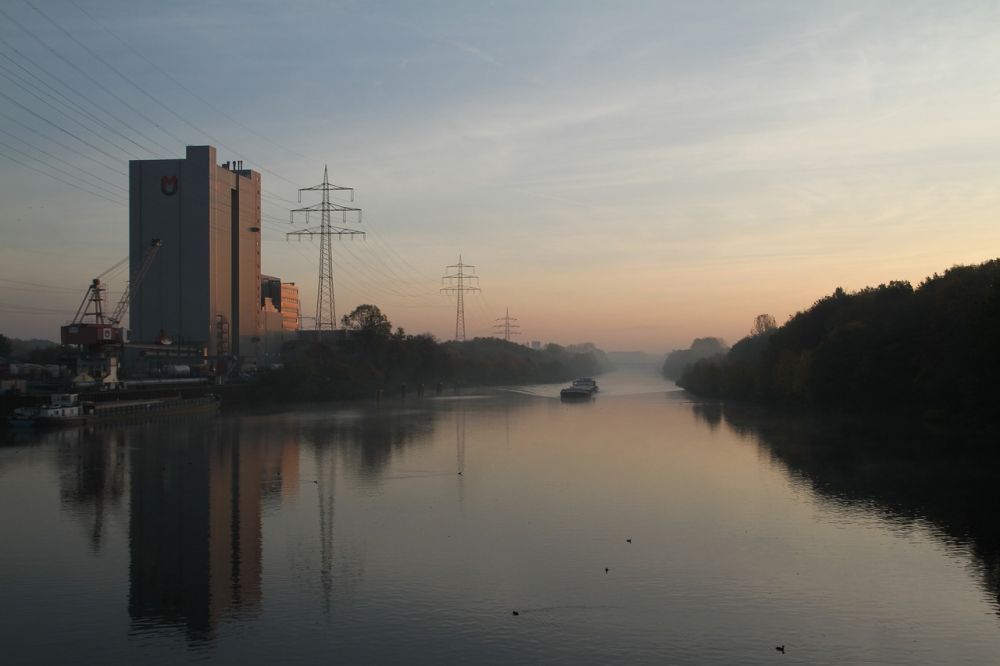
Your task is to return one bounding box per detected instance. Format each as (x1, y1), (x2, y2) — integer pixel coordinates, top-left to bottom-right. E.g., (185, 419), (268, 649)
(494, 307), (520, 341)
(441, 255), (480, 341)
(287, 166), (363, 332)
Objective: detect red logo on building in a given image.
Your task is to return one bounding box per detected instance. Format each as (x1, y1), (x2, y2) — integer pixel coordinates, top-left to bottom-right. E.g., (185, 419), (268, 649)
(161, 175), (178, 196)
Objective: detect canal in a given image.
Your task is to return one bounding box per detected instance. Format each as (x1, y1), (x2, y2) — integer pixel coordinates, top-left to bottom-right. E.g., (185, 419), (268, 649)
(1, 368), (998, 664)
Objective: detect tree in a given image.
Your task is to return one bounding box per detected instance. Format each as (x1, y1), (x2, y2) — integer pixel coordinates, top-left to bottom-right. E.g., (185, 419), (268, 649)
(27, 345), (69, 364)
(662, 337), (729, 380)
(341, 304), (392, 339)
(751, 313), (777, 337)
(0, 333), (11, 359)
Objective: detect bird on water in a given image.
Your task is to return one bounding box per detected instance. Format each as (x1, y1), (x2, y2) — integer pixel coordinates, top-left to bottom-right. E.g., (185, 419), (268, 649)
(776, 645), (785, 653)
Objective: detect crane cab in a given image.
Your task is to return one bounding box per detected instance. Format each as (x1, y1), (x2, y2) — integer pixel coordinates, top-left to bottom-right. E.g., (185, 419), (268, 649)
(61, 322), (124, 346)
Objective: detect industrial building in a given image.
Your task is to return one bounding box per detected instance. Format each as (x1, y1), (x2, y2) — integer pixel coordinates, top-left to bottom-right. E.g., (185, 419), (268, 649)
(129, 145), (297, 373)
(261, 276), (300, 364)
(261, 276), (300, 331)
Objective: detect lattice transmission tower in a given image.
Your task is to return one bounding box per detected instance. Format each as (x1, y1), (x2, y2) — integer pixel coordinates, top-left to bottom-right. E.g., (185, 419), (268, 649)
(441, 255), (480, 341)
(494, 307), (520, 341)
(287, 166), (363, 332)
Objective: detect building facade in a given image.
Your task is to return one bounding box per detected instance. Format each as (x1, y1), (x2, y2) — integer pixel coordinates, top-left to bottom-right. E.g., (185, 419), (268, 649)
(280, 282), (300, 331)
(129, 146), (263, 366)
(261, 277), (300, 364)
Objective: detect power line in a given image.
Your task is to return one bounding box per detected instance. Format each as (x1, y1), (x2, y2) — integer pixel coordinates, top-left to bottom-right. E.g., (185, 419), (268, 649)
(0, 63), (144, 159)
(0, 123), (129, 191)
(0, 41), (172, 156)
(22, 0), (313, 196)
(0, 7), (185, 151)
(360, 219), (440, 286)
(0, 146), (123, 205)
(0, 136), (126, 199)
(0, 108), (125, 176)
(66, 0), (314, 164)
(0, 89), (132, 168)
(0, 277), (81, 293)
(333, 240), (440, 303)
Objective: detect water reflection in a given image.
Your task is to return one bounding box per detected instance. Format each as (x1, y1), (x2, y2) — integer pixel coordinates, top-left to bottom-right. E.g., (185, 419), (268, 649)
(694, 401), (1000, 614)
(129, 421), (261, 640)
(303, 405), (441, 613)
(122, 405), (439, 642)
(299, 406), (438, 480)
(9, 381), (999, 662)
(53, 428), (128, 552)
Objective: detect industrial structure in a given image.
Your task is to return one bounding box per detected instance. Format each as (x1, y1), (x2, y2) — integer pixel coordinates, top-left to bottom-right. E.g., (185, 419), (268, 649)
(441, 256), (480, 341)
(493, 308), (520, 342)
(287, 166), (363, 334)
(261, 277), (300, 363)
(129, 145), (298, 374)
(60, 238), (163, 386)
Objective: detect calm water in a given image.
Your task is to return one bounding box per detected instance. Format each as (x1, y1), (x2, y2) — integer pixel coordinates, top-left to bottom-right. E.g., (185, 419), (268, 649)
(2, 368), (999, 664)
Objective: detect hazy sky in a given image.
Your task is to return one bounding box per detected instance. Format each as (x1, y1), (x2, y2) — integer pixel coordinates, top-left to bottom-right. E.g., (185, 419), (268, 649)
(1, 0), (999, 352)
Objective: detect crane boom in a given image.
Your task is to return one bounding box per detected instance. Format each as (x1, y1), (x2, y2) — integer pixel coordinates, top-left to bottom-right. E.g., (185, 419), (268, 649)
(97, 255), (129, 280)
(110, 238), (162, 326)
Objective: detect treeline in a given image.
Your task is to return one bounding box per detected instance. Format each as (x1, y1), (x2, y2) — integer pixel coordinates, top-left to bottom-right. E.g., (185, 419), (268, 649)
(0, 335), (63, 364)
(677, 259), (1000, 417)
(254, 305), (609, 401)
(661, 337), (729, 380)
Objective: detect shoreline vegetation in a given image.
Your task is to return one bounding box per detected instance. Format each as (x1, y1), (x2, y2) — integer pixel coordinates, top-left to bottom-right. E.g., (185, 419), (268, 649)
(248, 305), (610, 403)
(666, 258), (1000, 421)
(0, 305), (610, 413)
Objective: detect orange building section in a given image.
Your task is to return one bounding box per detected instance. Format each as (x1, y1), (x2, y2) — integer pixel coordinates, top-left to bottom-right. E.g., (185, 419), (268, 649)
(280, 283), (300, 331)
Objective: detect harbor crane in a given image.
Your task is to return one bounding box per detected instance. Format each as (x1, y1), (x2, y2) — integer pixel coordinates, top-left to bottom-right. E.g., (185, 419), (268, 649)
(60, 239), (162, 389)
(61, 239), (162, 347)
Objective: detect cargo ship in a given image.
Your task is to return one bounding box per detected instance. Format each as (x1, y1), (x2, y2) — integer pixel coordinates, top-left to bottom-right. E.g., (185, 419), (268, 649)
(560, 377), (599, 400)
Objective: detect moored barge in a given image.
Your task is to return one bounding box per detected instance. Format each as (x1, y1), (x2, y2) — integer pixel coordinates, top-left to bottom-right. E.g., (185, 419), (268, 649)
(7, 393), (219, 428)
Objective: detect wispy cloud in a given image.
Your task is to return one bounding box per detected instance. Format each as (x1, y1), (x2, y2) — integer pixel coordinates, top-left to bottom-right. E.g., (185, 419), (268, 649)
(3, 1), (1000, 348)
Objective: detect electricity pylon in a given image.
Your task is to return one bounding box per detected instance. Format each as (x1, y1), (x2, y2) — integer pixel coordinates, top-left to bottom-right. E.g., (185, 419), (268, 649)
(287, 166), (363, 332)
(441, 255), (480, 341)
(494, 307), (520, 341)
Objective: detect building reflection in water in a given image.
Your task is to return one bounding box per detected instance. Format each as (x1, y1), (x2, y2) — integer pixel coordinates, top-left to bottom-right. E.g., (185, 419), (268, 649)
(117, 403), (438, 641)
(691, 401), (1000, 615)
(52, 428), (128, 553)
(127, 418), (298, 641)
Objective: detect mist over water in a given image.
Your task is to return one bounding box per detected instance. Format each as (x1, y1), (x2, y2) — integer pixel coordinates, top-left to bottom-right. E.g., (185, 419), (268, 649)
(2, 368), (999, 664)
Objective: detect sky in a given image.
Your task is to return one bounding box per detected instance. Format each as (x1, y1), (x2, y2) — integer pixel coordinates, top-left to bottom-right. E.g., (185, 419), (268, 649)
(1, 0), (999, 353)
